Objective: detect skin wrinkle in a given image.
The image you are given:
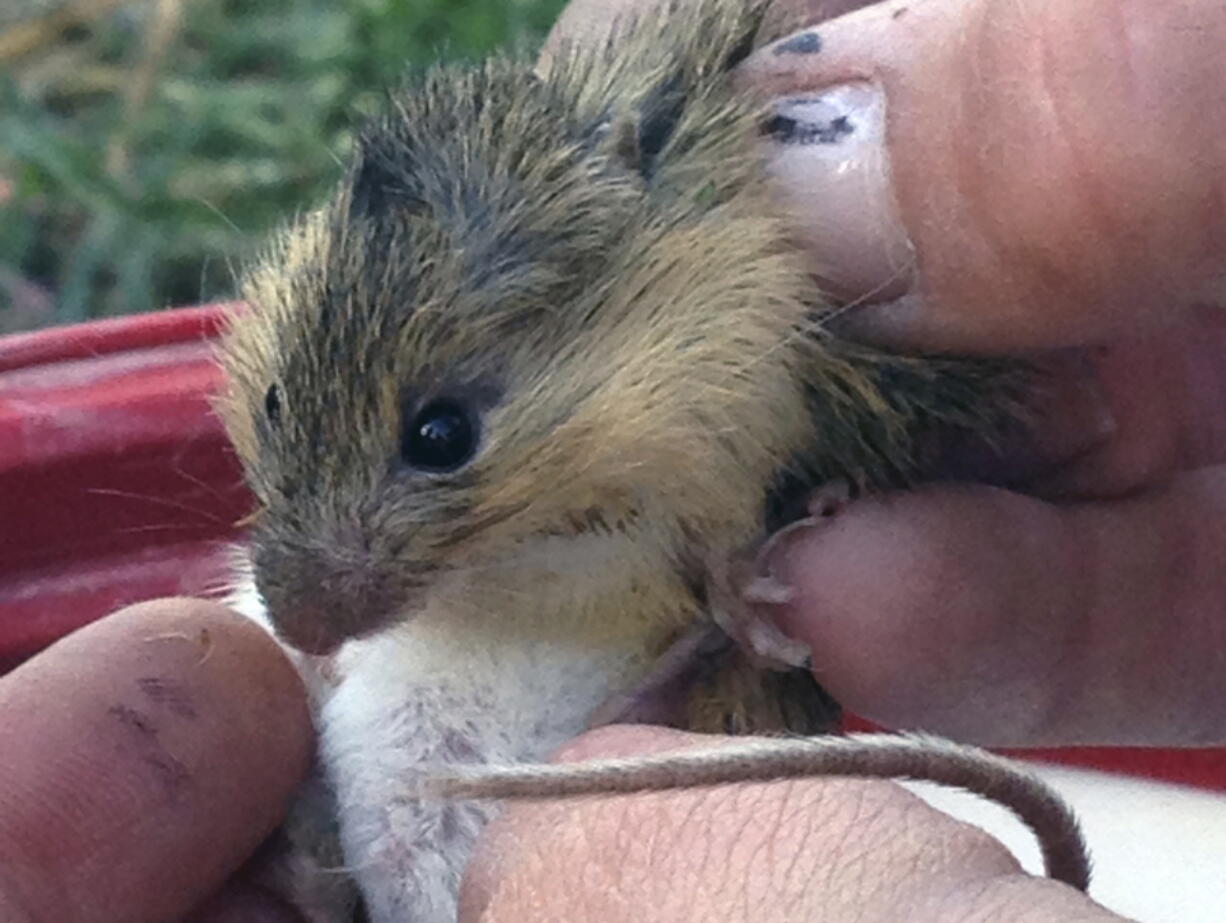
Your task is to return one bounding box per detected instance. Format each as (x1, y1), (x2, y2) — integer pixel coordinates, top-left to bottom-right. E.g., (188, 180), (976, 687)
(1040, 509), (1097, 743)
(668, 786), (719, 911)
(1155, 478), (1215, 742)
(773, 781), (838, 918)
(762, 780), (800, 910)
(1181, 328), (1223, 461)
(839, 784), (904, 916)
(1035, 6), (1121, 321)
(1069, 0), (1220, 317)
(580, 803), (625, 913)
(0, 891), (37, 923)
(1086, 493), (1155, 739)
(946, 875), (1108, 923)
(946, 874), (1009, 923)
(1059, 474), (1226, 745)
(882, 811), (1026, 923)
(961, 1), (1058, 338)
(887, 795), (934, 895)
(1113, 0), (1199, 303)
(627, 794), (675, 907)
(471, 763), (1110, 921)
(1143, 506), (1183, 723)
(725, 782), (811, 923)
(1016, 508), (1084, 737)
(715, 785), (766, 917)
(740, 783), (791, 921)
(609, 790), (707, 921)
(1191, 481), (1226, 738)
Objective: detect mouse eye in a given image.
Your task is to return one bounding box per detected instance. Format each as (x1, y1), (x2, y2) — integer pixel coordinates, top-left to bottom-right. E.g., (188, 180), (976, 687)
(265, 385), (282, 427)
(401, 400), (477, 472)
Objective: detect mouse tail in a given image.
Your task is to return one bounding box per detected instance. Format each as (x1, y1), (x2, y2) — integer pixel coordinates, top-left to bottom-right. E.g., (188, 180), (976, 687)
(421, 731), (1091, 893)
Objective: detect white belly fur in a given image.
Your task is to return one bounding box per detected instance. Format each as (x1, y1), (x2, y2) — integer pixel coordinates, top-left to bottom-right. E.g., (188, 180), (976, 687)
(227, 538), (684, 923)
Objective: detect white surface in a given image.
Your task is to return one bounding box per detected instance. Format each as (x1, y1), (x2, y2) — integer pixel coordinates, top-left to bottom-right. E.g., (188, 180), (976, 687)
(906, 764), (1226, 922)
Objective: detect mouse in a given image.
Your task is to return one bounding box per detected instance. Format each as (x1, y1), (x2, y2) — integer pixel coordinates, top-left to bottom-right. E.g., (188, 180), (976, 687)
(216, 1), (1084, 919)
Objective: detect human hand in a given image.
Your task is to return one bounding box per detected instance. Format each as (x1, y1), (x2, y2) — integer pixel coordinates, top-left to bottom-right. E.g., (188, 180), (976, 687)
(0, 598), (313, 922)
(459, 726), (1128, 922)
(551, 0), (1226, 748)
(458, 2), (1225, 918)
(740, 0), (1226, 748)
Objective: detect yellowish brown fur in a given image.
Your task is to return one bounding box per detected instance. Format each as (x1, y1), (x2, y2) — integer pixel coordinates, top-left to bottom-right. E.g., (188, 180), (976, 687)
(215, 1), (1030, 919)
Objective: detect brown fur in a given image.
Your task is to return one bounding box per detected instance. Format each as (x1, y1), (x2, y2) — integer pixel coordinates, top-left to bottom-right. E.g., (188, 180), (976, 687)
(218, 0), (1017, 722)
(213, 4), (1077, 915)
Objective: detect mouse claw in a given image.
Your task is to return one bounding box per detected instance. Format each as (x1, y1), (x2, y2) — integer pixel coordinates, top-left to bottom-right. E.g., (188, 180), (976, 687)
(743, 575), (795, 605)
(707, 480), (853, 670)
(707, 555), (809, 670)
(752, 479), (850, 580)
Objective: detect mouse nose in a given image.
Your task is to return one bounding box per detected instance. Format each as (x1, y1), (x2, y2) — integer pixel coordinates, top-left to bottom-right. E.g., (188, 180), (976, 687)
(252, 544), (411, 654)
(269, 606), (355, 656)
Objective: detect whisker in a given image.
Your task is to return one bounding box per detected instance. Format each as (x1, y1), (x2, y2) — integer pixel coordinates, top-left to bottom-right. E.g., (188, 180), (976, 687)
(739, 259), (916, 375)
(82, 488), (227, 524)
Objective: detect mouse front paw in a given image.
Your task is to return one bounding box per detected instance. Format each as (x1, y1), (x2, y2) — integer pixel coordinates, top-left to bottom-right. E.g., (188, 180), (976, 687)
(248, 774), (361, 923)
(707, 479), (850, 670)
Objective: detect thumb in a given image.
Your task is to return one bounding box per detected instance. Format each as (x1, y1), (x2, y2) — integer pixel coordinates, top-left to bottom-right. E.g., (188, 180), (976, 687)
(764, 474), (1226, 747)
(742, 0), (1226, 353)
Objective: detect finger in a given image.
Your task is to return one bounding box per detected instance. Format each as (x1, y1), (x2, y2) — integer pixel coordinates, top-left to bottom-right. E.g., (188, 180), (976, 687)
(928, 348), (1119, 490)
(742, 0), (1226, 352)
(941, 311), (1226, 499)
(1026, 310), (1226, 497)
(764, 472), (1226, 746)
(460, 726), (1121, 923)
(0, 599), (312, 923)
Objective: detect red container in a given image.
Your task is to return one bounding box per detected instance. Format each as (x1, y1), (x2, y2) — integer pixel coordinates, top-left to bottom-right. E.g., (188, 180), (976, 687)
(0, 306), (249, 674)
(2, 306), (1223, 790)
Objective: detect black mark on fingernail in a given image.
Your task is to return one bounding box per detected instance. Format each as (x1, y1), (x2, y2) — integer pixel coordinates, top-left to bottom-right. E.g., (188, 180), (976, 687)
(773, 31), (822, 55)
(765, 114), (855, 145)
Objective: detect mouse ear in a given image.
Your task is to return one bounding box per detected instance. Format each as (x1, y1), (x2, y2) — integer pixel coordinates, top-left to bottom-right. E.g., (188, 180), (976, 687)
(582, 0), (769, 181)
(346, 130), (426, 220)
(606, 72), (685, 179)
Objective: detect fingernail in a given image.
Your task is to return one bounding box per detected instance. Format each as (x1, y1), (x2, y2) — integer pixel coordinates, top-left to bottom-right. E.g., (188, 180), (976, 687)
(751, 496), (842, 604)
(763, 82), (915, 305)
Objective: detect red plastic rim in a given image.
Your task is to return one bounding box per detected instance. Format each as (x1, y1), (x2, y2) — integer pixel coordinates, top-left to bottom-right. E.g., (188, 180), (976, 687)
(0, 305), (248, 667)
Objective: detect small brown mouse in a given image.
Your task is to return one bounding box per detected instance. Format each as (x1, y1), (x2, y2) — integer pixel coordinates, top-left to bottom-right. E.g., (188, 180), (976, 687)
(217, 1), (1084, 920)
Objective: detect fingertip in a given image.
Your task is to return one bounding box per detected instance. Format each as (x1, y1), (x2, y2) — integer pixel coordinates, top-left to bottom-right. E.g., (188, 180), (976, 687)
(0, 598), (314, 922)
(763, 487), (1080, 741)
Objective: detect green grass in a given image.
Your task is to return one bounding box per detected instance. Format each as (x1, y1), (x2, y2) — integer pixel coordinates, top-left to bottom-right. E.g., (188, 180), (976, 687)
(0, 0), (568, 332)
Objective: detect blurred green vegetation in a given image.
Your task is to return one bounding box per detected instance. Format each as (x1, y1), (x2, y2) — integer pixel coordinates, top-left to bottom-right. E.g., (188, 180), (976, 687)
(0, 0), (567, 332)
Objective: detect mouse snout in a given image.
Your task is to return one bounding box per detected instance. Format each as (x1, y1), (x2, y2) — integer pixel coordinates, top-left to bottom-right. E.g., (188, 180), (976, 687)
(252, 543), (413, 655)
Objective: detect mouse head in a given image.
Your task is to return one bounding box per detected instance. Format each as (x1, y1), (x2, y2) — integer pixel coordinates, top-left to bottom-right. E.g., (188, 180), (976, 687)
(218, 1), (821, 654)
